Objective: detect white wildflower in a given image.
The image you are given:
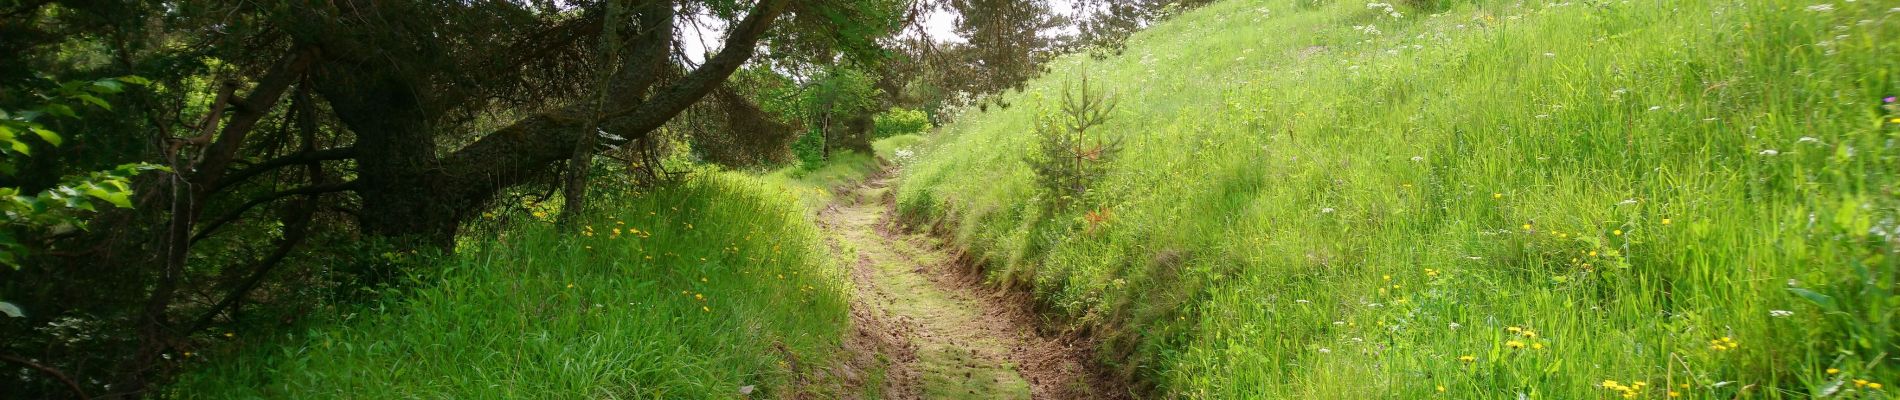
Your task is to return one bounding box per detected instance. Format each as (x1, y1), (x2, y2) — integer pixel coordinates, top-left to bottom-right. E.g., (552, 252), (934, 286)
(1769, 310), (1794, 318)
(1759, 149), (1780, 156)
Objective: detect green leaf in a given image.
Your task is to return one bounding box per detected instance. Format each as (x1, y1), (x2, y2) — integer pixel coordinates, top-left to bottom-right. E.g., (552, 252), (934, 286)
(83, 185), (132, 208)
(116, 75), (153, 86)
(9, 138), (31, 155)
(0, 301), (21, 318)
(42, 103), (75, 118)
(30, 127), (60, 146)
(1787, 287), (1837, 311)
(76, 94), (111, 111)
(90, 80), (125, 94)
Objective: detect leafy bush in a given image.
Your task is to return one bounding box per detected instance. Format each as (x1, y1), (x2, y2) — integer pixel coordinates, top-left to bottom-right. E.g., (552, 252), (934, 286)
(873, 107), (932, 139)
(0, 77), (164, 269)
(792, 127), (827, 170)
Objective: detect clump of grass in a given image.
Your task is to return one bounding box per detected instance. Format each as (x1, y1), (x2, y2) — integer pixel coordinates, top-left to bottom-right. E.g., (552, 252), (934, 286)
(899, 0), (1899, 398)
(169, 172), (855, 399)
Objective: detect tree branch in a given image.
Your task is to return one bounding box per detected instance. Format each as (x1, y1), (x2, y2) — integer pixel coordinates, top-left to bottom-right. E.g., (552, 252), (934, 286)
(0, 353), (89, 400)
(189, 181), (359, 244)
(210, 147), (357, 193)
(432, 0), (790, 208)
(194, 48), (318, 190)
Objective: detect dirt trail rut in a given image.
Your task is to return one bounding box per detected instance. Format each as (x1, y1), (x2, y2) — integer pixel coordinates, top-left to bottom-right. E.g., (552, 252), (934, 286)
(816, 174), (1130, 400)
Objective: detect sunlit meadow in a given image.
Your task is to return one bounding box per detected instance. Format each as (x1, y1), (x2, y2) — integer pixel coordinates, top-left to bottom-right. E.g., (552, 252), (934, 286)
(897, 0), (1899, 398)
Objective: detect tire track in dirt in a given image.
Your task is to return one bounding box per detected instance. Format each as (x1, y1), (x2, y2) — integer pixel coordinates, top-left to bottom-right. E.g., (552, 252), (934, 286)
(816, 173), (1131, 400)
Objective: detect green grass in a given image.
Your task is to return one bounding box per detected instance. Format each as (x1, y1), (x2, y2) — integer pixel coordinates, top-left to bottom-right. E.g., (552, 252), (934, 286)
(898, 0), (1900, 398)
(169, 172), (857, 399)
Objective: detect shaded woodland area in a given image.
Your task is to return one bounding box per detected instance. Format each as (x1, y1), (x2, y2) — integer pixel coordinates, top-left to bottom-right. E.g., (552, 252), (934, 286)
(0, 0), (1207, 397)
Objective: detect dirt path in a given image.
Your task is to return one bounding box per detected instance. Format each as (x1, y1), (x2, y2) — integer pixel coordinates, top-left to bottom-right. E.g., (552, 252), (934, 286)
(816, 174), (1130, 400)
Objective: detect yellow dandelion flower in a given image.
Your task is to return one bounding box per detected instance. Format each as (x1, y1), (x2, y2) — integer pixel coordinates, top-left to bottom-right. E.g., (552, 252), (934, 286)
(1383, 274), (1392, 281)
(701, 306), (711, 313)
(1458, 355), (1476, 362)
(1436, 385), (1446, 393)
(1668, 391), (1680, 398)
(1506, 340), (1526, 349)
(1661, 218), (1672, 225)
(1531, 342), (1545, 350)
(1870, 383), (1883, 390)
(1613, 229), (1623, 236)
(1827, 368), (1840, 374)
(1493, 193), (1503, 199)
(1522, 223), (1533, 231)
(1589, 250), (1599, 257)
(1602, 380), (1621, 388)
(1507, 326), (1523, 333)
(1854, 379), (1869, 388)
(694, 293), (704, 301)
(566, 283), (575, 288)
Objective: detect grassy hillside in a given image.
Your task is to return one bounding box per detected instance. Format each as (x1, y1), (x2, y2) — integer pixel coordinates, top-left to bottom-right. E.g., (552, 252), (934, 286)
(169, 172), (863, 398)
(898, 0), (1899, 398)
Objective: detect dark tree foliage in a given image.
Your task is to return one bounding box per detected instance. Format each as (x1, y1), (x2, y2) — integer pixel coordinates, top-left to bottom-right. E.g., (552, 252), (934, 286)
(0, 0), (903, 397)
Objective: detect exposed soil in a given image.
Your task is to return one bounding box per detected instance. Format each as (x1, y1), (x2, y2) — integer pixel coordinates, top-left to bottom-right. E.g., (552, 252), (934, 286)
(815, 173), (1132, 400)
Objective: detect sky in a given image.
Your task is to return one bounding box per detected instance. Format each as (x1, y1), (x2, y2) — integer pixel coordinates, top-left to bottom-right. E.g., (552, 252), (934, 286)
(678, 0), (1082, 65)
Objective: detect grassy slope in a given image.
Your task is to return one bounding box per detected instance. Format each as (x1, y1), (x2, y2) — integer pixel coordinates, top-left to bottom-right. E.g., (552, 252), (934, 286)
(899, 0), (1898, 398)
(171, 173), (858, 399)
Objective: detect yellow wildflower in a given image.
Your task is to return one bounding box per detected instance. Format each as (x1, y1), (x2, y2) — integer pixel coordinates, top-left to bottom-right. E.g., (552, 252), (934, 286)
(1827, 368), (1840, 374)
(1493, 193), (1503, 199)
(1458, 355), (1476, 363)
(1613, 229), (1623, 236)
(1506, 340), (1526, 349)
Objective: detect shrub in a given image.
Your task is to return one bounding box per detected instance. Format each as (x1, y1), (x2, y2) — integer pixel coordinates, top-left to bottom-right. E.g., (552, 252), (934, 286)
(1026, 75), (1120, 211)
(873, 107), (932, 138)
(791, 127), (827, 170)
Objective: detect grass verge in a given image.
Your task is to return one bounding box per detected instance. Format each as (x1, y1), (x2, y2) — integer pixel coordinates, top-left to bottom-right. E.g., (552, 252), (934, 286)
(169, 172), (854, 399)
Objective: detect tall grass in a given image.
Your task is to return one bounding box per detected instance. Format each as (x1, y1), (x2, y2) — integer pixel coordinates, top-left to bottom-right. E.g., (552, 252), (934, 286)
(898, 0), (1899, 398)
(169, 172), (855, 399)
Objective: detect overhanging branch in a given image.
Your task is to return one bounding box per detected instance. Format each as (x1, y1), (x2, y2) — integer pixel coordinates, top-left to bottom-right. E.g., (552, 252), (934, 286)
(189, 181), (359, 244)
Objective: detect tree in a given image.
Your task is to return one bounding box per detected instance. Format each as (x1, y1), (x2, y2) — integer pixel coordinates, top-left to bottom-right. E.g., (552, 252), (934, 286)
(0, 0), (908, 396)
